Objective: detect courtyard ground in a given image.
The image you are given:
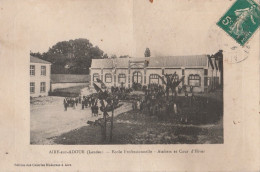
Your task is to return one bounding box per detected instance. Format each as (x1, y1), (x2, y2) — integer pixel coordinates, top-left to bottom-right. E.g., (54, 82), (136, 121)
(30, 90), (223, 145)
(53, 109), (223, 145)
(30, 96), (132, 144)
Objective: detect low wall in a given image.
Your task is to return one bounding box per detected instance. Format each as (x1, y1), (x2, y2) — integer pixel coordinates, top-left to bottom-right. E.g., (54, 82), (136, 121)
(51, 83), (89, 91)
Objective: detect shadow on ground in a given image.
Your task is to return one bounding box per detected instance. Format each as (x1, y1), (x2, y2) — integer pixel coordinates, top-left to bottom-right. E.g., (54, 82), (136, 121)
(52, 109), (223, 145)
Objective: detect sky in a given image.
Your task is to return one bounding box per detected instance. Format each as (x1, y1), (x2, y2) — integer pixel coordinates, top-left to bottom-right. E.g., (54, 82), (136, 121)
(21, 0), (234, 57)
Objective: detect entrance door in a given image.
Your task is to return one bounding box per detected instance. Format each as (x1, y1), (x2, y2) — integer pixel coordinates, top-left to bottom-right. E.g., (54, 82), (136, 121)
(132, 71), (142, 84)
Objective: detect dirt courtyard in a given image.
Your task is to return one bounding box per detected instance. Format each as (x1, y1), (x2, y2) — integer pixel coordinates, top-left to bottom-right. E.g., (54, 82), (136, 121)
(30, 96), (131, 144)
(30, 93), (223, 145)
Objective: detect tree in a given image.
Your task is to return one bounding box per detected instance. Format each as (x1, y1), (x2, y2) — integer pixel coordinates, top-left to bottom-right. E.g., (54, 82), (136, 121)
(111, 54), (117, 59)
(88, 80), (118, 143)
(30, 38), (104, 74)
(103, 53), (109, 59)
(119, 55), (130, 58)
(213, 50), (223, 88)
(30, 52), (42, 59)
(144, 48), (151, 57)
(159, 73), (184, 99)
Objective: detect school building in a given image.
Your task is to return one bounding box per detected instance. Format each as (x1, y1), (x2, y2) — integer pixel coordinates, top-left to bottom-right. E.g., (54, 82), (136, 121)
(90, 54), (222, 93)
(30, 56), (51, 97)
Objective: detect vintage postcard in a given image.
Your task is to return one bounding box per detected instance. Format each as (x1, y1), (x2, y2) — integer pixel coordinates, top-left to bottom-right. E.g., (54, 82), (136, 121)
(0, 0), (259, 171)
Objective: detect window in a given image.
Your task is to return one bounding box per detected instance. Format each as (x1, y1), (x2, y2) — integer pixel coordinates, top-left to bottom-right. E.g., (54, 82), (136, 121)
(30, 82), (35, 94)
(105, 73), (112, 83)
(149, 74), (159, 84)
(118, 74), (126, 84)
(30, 65), (35, 76)
(204, 69), (208, 75)
(41, 66), (46, 76)
(93, 73), (100, 82)
(188, 74), (201, 87)
(40, 82), (46, 92)
(132, 71), (142, 84)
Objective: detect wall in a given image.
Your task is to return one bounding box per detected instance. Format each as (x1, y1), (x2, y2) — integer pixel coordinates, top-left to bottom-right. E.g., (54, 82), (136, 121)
(51, 83), (88, 91)
(30, 62), (51, 97)
(90, 67), (210, 92)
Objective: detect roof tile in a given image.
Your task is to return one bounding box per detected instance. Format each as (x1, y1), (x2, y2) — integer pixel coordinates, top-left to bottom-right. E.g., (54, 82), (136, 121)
(30, 56), (51, 64)
(91, 55), (208, 68)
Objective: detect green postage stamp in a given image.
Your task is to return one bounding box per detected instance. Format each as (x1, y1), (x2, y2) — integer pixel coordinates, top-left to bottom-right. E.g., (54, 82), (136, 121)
(217, 0), (260, 46)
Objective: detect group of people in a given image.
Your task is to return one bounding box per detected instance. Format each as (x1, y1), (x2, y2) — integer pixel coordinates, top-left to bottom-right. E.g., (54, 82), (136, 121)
(81, 96), (100, 117)
(63, 83), (199, 122)
(131, 84), (200, 122)
(63, 97), (80, 111)
(63, 95), (99, 117)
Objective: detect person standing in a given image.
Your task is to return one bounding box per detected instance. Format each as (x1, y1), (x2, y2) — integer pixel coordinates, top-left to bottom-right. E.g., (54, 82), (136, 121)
(63, 97), (68, 111)
(82, 97), (85, 110)
(75, 97), (78, 106)
(72, 98), (75, 109)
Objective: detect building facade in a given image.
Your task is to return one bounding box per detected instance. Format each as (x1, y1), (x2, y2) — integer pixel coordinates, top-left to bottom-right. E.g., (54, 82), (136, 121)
(90, 55), (221, 93)
(30, 56), (51, 97)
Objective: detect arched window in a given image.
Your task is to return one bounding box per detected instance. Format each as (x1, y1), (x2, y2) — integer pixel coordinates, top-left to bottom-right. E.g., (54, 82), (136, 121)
(149, 74), (160, 84)
(132, 71), (142, 84)
(118, 73), (126, 84)
(105, 73), (112, 83)
(188, 74), (201, 86)
(93, 73), (100, 82)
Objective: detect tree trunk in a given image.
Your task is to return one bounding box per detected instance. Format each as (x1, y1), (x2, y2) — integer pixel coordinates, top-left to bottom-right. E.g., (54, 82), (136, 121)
(103, 111), (107, 141)
(109, 105), (114, 142)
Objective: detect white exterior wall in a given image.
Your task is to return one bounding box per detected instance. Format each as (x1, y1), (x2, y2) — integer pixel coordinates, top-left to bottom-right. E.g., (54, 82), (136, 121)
(90, 67), (214, 93)
(30, 62), (51, 97)
(164, 69), (182, 76)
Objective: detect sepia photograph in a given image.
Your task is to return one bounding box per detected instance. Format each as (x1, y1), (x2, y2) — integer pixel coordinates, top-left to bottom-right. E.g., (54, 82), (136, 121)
(29, 0), (226, 145)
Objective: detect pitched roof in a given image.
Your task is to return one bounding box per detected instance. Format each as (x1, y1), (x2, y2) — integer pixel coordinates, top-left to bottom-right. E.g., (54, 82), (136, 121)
(91, 55), (208, 68)
(30, 56), (51, 64)
(91, 58), (114, 68)
(149, 55), (208, 67)
(51, 74), (90, 83)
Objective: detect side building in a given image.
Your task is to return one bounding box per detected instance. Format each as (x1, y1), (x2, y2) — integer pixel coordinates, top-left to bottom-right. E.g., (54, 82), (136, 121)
(30, 56), (51, 97)
(89, 54), (222, 93)
(51, 74), (90, 91)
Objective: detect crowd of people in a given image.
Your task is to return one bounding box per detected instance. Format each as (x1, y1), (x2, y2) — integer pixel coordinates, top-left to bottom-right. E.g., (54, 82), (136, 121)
(63, 97), (79, 111)
(63, 95), (104, 117)
(130, 83), (203, 123)
(62, 83), (211, 123)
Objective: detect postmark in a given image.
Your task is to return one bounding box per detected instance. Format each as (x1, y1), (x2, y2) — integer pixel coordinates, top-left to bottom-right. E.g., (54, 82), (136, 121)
(206, 25), (251, 64)
(217, 0), (260, 46)
(223, 43), (250, 63)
